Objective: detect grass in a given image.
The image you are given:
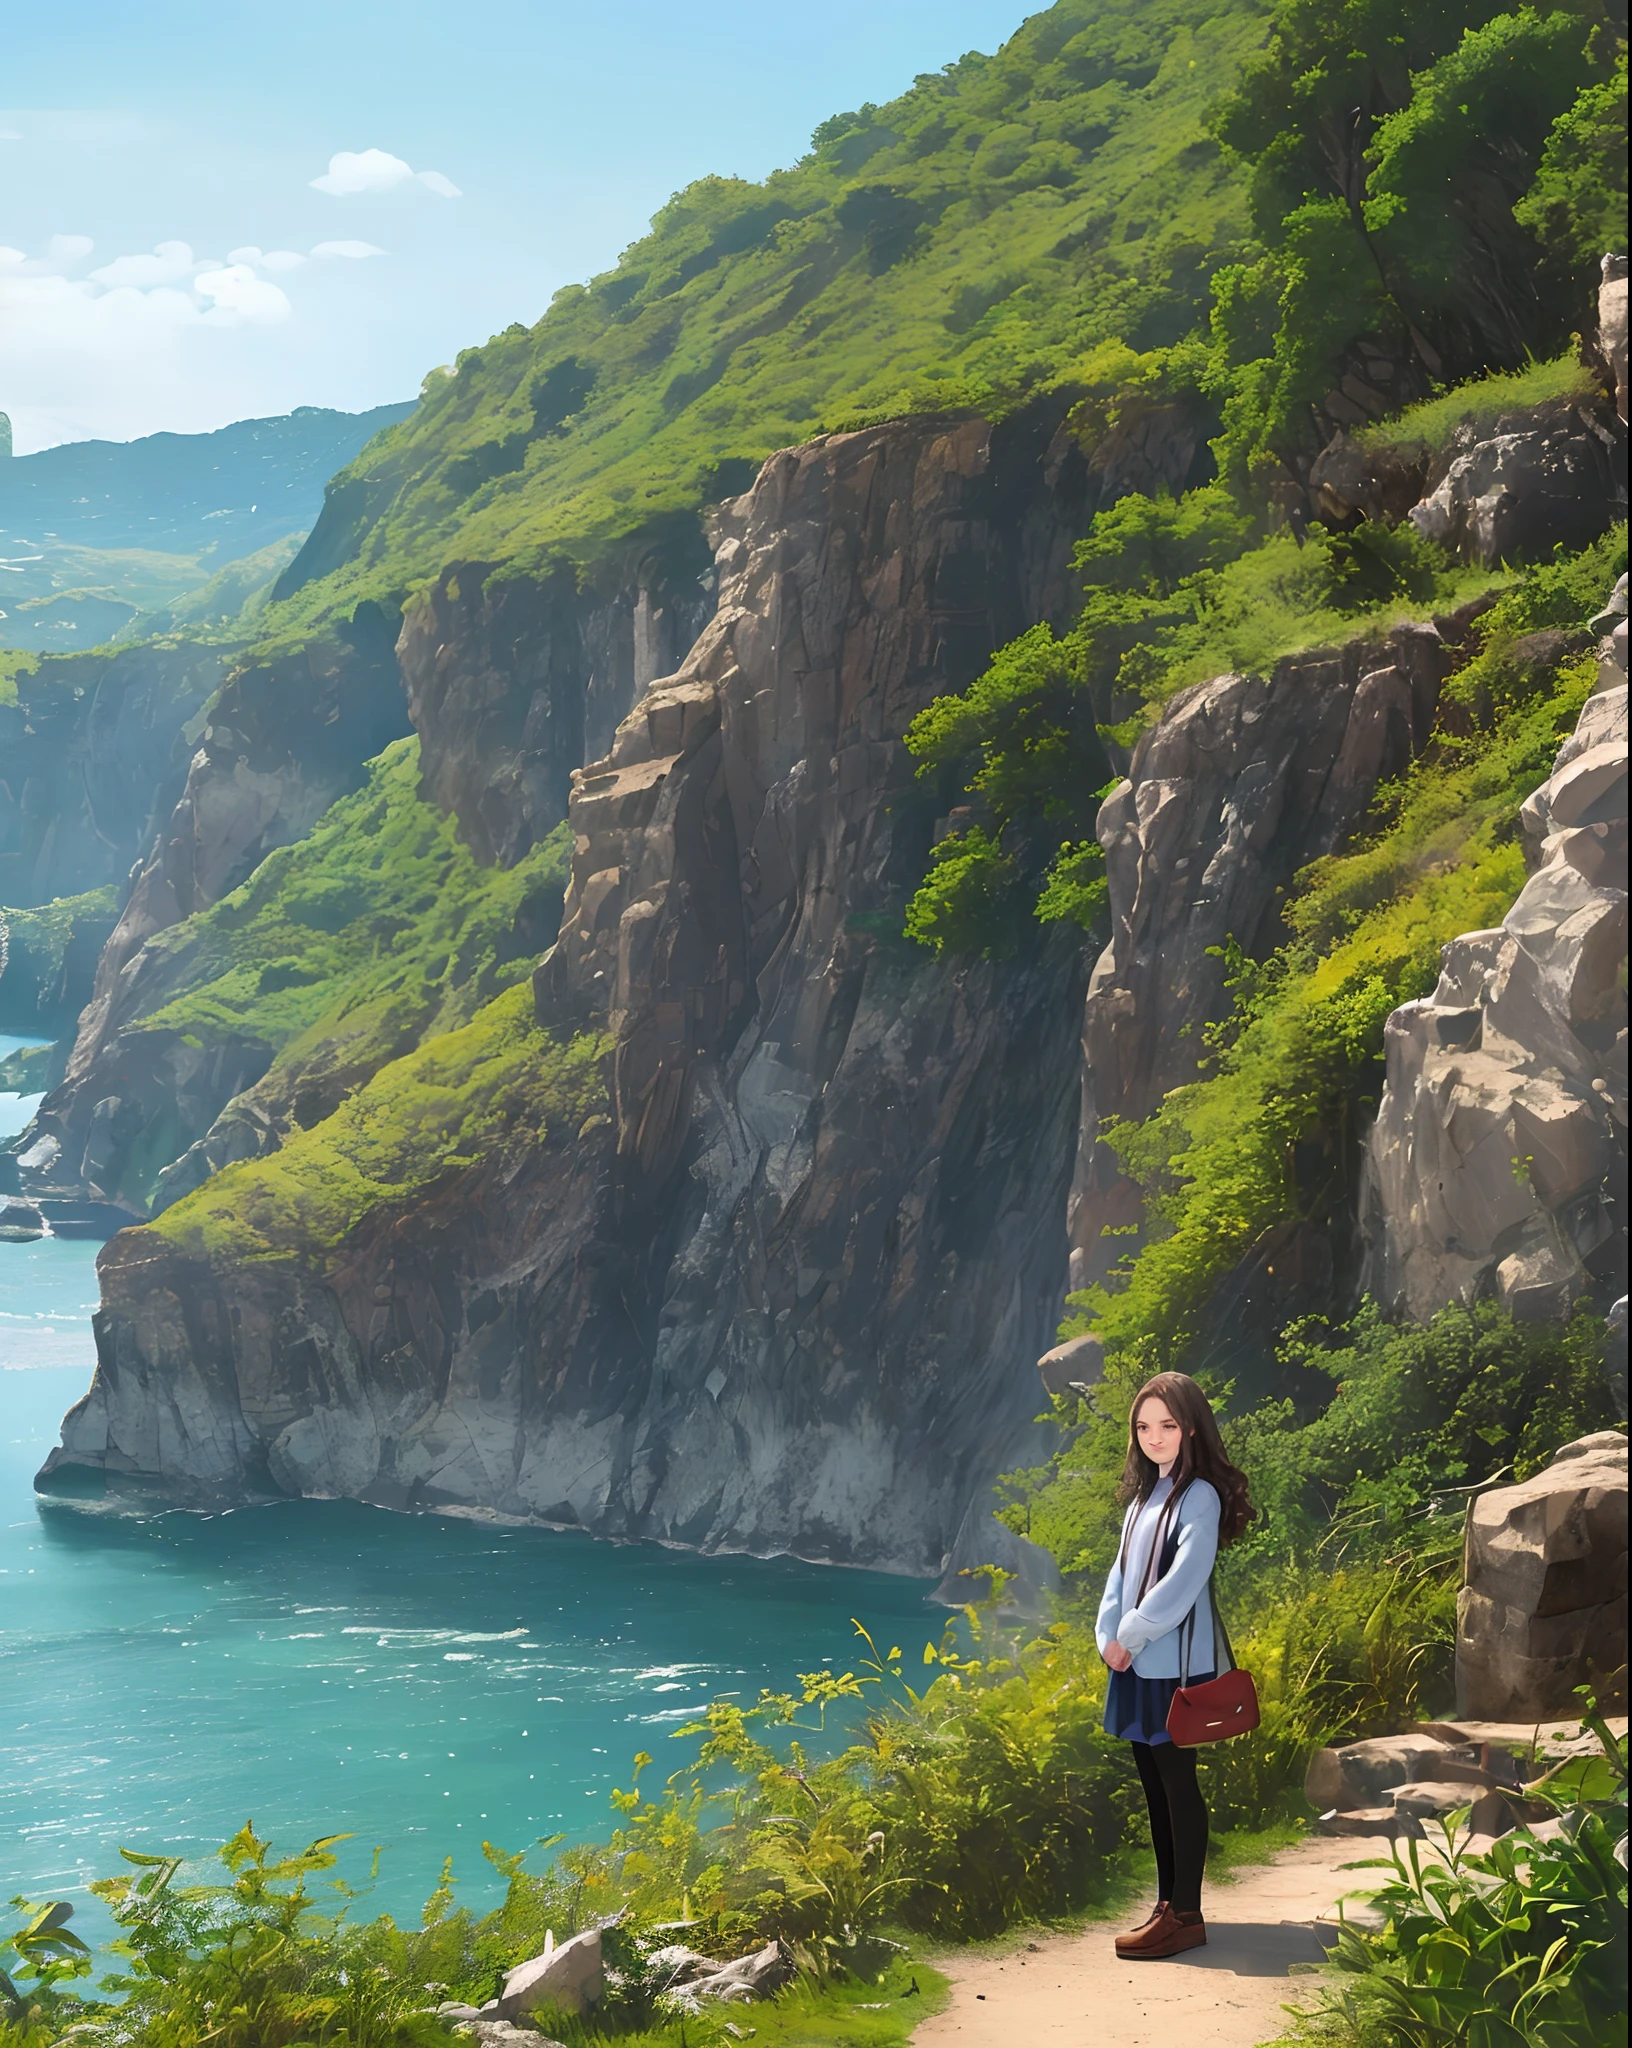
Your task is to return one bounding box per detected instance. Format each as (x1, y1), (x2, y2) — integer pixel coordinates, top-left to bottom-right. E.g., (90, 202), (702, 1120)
(65, 734), (576, 1208)
(243, 0), (1266, 647)
(1130, 527), (1502, 715)
(136, 735), (570, 1064)
(148, 980), (608, 1261)
(0, 650), (37, 706)
(1356, 349), (1597, 455)
(537, 1961), (952, 2048)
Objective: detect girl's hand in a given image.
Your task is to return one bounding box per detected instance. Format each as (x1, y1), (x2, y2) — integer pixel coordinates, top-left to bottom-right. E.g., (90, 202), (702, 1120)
(1103, 1640), (1133, 1672)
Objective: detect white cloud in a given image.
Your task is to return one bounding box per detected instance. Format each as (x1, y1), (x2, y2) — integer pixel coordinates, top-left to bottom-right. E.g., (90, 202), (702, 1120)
(0, 237), (301, 448)
(229, 245), (307, 271)
(194, 263), (293, 322)
(310, 147), (460, 198)
(90, 240), (195, 288)
(311, 239), (387, 260)
(48, 233), (95, 263)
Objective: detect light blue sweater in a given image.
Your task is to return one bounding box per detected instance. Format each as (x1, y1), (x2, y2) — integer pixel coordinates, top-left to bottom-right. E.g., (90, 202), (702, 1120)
(1096, 1475), (1220, 1679)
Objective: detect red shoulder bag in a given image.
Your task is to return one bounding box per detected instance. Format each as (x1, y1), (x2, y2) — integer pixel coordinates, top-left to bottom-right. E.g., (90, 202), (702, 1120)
(1166, 1574), (1259, 1746)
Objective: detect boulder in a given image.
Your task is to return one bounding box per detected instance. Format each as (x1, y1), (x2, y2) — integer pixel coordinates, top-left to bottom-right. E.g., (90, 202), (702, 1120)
(664, 1939), (791, 2012)
(456, 2026), (568, 2048)
(646, 1944), (718, 1989)
(1037, 1331), (1103, 1396)
(1305, 1731), (1469, 1810)
(1407, 407), (1621, 567)
(1315, 1805), (1415, 1838)
(1457, 1432), (1629, 1720)
(1362, 611), (1627, 1322)
(1417, 1713), (1628, 1757)
(1308, 430), (1427, 527)
(481, 1928), (603, 2022)
(1390, 1780), (1480, 1822)
(0, 1198), (45, 1243)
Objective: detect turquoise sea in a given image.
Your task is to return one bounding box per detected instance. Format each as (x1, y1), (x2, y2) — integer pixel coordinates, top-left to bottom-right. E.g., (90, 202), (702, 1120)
(0, 1038), (938, 1934)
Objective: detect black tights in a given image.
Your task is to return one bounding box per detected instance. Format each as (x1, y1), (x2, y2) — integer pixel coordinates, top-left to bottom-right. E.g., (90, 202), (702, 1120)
(1131, 1741), (1209, 1914)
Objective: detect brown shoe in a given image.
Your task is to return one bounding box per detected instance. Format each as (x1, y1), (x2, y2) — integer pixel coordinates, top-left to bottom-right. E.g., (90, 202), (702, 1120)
(1116, 1904), (1206, 1959)
(1116, 1900), (1169, 1946)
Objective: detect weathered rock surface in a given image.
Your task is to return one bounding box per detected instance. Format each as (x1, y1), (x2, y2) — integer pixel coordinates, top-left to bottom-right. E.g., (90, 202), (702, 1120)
(1456, 1431), (1628, 1720)
(1600, 253), (1628, 425)
(1305, 1731), (1475, 1812)
(1066, 615), (1485, 1319)
(481, 1927), (603, 2020)
(0, 641), (228, 907)
(1407, 396), (1626, 567)
(16, 526), (716, 1212)
(0, 1197), (46, 1243)
(1308, 430), (1428, 529)
(399, 544), (713, 870)
(15, 609), (410, 1211)
(0, 895), (119, 1038)
(1362, 619), (1627, 1322)
(1304, 1717), (1632, 1841)
(1036, 1331), (1103, 1397)
(41, 415), (1096, 1574)
(657, 1938), (791, 2011)
(452, 2023), (568, 2048)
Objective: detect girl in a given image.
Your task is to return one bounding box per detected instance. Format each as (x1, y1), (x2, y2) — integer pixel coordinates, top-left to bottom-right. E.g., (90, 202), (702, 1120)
(1097, 1371), (1254, 1960)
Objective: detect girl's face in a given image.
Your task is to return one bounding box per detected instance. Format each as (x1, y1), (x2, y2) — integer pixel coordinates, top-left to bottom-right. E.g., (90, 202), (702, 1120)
(1135, 1397), (1186, 1473)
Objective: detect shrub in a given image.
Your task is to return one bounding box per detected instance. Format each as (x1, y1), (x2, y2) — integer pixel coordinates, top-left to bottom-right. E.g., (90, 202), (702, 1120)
(901, 828), (1027, 959)
(1281, 1711), (1629, 2045)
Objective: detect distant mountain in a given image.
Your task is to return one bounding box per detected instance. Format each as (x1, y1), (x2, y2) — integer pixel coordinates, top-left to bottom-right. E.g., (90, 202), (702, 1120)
(0, 401), (415, 651)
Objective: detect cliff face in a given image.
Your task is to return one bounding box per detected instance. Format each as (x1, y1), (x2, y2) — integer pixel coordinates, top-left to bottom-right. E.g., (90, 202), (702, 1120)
(45, 414), (1093, 1573)
(1064, 614), (1485, 1324)
(17, 543), (714, 1212)
(19, 608), (410, 1209)
(0, 642), (228, 907)
(1362, 597), (1628, 1321)
(398, 542), (713, 869)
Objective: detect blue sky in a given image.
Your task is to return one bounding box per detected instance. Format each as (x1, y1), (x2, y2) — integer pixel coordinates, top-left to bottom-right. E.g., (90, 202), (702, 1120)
(1, 0), (1032, 451)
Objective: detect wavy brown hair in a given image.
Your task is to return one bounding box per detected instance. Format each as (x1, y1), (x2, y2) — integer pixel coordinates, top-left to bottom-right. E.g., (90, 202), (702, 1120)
(1117, 1371), (1255, 1548)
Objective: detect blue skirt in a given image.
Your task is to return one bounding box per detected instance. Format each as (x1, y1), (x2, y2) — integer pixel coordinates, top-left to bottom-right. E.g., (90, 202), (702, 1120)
(1105, 1667), (1216, 1745)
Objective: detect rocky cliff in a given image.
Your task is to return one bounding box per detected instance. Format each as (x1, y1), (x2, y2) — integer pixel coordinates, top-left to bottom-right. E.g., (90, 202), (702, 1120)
(42, 413), (1096, 1574)
(16, 609), (411, 1209)
(1063, 611), (1489, 1335)
(398, 539), (713, 870)
(13, 538), (719, 1214)
(1362, 585), (1628, 1323)
(0, 641), (229, 907)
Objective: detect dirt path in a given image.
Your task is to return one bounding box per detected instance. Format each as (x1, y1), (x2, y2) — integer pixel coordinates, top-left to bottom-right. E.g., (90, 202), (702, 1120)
(911, 1836), (1376, 2047)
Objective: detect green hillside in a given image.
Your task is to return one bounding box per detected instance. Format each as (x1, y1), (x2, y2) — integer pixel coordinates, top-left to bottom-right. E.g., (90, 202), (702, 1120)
(253, 0), (1623, 663)
(260, 0), (1267, 633)
(0, 403), (414, 653)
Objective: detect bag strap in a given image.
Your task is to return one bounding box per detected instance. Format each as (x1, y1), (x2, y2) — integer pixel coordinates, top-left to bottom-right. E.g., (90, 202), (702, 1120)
(1210, 1577), (1239, 1676)
(1179, 1571), (1238, 1688)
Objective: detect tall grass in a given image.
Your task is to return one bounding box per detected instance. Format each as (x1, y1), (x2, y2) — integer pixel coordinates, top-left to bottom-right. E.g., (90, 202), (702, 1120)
(1357, 352), (1597, 455)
